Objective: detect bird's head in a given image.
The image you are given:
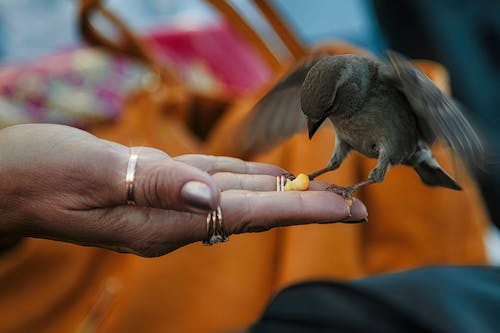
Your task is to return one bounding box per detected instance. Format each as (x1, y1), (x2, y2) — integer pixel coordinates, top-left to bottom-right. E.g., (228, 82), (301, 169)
(301, 56), (347, 139)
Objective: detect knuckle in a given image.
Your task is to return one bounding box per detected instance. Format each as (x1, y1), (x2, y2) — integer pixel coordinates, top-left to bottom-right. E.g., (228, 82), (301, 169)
(230, 193), (258, 234)
(142, 165), (176, 207)
(141, 166), (161, 206)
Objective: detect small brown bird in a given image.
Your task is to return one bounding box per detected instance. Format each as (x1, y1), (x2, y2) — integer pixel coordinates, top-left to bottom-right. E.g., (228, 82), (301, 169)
(240, 51), (483, 197)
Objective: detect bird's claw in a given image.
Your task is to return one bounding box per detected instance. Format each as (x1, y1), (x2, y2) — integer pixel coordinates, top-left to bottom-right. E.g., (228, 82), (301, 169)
(325, 184), (355, 200)
(282, 172), (296, 181)
(325, 179), (375, 212)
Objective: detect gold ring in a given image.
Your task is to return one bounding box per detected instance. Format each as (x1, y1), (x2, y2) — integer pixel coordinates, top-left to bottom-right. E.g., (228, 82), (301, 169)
(125, 153), (138, 205)
(203, 206), (229, 245)
(276, 175), (286, 192)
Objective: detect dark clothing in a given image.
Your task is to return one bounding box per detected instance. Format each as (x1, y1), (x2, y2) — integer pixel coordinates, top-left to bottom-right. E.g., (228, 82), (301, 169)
(250, 266), (500, 333)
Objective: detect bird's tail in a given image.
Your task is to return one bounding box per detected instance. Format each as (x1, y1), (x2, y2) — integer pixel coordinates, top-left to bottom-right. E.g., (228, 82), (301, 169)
(413, 158), (462, 191)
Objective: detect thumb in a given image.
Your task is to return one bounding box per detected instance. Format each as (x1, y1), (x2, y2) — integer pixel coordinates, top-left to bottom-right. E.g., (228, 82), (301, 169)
(118, 149), (220, 213)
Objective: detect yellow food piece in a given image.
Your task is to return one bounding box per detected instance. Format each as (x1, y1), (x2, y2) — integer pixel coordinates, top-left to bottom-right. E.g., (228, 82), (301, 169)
(284, 173), (310, 191)
(345, 199), (353, 207)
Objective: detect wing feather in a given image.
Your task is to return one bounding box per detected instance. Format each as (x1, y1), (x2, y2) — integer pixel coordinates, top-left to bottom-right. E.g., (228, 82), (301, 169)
(386, 51), (483, 168)
(237, 57), (325, 156)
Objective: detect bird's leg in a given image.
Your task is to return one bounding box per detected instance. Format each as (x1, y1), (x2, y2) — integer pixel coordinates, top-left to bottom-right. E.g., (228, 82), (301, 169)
(308, 167), (331, 180)
(367, 153), (390, 183)
(309, 137), (351, 180)
(326, 153), (390, 199)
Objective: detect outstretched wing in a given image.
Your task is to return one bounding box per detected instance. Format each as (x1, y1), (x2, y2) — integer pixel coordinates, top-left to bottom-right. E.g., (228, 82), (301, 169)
(237, 57), (325, 156)
(385, 51), (483, 168)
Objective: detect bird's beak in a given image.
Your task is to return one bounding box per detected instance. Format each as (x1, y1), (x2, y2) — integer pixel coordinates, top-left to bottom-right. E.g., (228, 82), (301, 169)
(307, 117), (326, 139)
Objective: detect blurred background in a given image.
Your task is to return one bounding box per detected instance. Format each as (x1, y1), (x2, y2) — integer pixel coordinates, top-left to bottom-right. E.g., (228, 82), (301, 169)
(0, 0), (384, 64)
(0, 0), (498, 262)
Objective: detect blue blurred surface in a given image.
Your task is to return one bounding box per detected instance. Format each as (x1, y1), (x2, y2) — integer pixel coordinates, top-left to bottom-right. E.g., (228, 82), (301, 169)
(273, 0), (383, 53)
(0, 0), (383, 64)
(0, 0), (78, 63)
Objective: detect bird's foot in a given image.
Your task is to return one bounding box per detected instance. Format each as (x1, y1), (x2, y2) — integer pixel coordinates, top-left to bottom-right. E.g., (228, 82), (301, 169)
(325, 179), (375, 206)
(325, 184), (356, 204)
(282, 172), (296, 181)
(277, 172), (296, 192)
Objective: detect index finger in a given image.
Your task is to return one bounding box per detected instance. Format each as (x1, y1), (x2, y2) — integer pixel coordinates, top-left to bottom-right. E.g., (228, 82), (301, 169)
(212, 173), (333, 192)
(174, 154), (285, 176)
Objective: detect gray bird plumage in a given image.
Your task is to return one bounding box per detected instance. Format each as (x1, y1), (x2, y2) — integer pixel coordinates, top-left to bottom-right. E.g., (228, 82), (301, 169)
(239, 51), (483, 191)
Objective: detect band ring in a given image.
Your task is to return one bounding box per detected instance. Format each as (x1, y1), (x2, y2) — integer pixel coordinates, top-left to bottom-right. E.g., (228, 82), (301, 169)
(203, 206), (229, 246)
(126, 153), (138, 205)
(276, 175), (286, 192)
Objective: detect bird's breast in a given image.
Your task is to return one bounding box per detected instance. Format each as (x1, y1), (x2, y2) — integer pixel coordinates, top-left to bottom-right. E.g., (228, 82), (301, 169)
(330, 115), (381, 158)
(330, 101), (419, 161)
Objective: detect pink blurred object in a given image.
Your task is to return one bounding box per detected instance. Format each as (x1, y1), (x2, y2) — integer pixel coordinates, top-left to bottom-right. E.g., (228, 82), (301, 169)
(0, 21), (272, 128)
(0, 48), (144, 128)
(144, 22), (272, 96)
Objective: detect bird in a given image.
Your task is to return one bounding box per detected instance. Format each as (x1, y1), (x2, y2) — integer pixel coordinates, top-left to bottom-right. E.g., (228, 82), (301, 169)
(238, 51), (483, 197)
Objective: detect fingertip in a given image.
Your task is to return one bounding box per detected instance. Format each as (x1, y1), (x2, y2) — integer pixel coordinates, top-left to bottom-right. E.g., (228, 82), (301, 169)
(304, 182), (369, 221)
(286, 191), (353, 223)
(309, 191), (367, 223)
(343, 197), (368, 223)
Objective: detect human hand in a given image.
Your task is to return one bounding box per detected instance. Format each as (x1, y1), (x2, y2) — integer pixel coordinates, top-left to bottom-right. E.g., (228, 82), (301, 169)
(0, 124), (367, 256)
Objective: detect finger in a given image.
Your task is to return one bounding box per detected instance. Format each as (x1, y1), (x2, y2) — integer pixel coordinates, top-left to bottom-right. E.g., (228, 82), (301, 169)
(212, 173), (278, 191)
(174, 154), (285, 176)
(211, 173), (343, 192)
(86, 190), (367, 257)
(110, 148), (221, 213)
(308, 180), (336, 190)
(305, 181), (368, 222)
(220, 191), (368, 234)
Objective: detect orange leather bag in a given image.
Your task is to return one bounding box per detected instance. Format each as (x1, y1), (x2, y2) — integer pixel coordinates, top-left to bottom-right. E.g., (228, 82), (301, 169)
(0, 1), (489, 333)
(203, 0), (488, 286)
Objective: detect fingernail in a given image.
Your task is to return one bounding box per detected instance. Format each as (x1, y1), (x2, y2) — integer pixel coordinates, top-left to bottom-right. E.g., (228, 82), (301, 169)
(320, 217), (368, 224)
(351, 217), (368, 223)
(181, 181), (213, 213)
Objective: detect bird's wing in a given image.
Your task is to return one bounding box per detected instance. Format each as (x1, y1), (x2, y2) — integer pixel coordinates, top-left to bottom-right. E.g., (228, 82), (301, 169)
(237, 57), (325, 156)
(385, 51), (483, 168)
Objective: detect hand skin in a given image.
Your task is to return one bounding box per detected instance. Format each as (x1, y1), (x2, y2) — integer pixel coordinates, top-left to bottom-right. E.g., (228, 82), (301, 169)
(0, 124), (368, 257)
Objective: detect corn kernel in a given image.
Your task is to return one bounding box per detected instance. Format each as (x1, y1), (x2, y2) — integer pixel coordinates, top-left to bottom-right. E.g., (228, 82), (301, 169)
(284, 173), (310, 191)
